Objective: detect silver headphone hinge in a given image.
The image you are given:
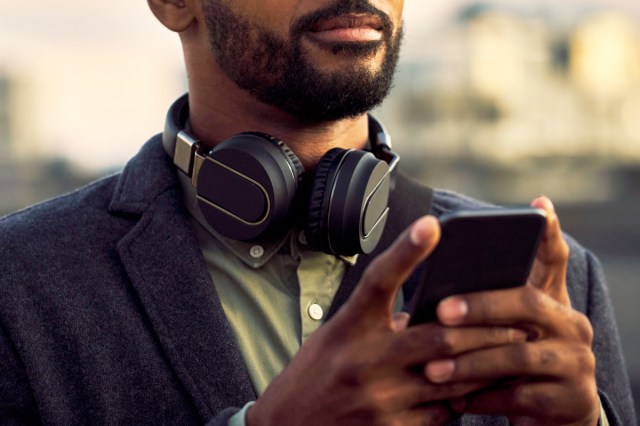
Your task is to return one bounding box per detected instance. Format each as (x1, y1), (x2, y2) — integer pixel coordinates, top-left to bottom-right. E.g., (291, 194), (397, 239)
(174, 130), (198, 176)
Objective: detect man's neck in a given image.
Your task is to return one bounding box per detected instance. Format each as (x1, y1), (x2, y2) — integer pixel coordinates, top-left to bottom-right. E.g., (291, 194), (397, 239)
(185, 76), (370, 172)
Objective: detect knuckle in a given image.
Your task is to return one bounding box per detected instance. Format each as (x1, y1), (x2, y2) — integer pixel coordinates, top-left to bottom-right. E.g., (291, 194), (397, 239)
(574, 377), (598, 403)
(514, 385), (554, 411)
(485, 326), (508, 345)
(360, 266), (389, 297)
(559, 239), (570, 261)
(572, 312), (594, 344)
(515, 346), (559, 370)
(474, 293), (496, 321)
(390, 334), (420, 360)
(428, 328), (456, 355)
(330, 351), (370, 387)
(574, 347), (596, 375)
(361, 262), (383, 285)
(519, 286), (546, 315)
(510, 343), (538, 369)
(539, 348), (558, 367)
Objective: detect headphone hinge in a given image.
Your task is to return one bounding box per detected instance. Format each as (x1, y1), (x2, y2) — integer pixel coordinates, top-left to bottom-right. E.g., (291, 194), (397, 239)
(174, 130), (199, 176)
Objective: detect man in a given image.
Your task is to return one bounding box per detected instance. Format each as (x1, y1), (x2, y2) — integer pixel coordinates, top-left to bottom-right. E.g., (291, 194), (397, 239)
(0, 0), (635, 425)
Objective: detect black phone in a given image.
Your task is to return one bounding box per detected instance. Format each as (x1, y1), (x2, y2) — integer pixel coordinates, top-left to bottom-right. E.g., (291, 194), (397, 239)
(408, 208), (547, 326)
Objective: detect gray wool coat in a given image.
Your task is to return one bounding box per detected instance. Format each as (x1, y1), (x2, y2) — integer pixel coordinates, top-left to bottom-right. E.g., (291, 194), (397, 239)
(0, 136), (635, 425)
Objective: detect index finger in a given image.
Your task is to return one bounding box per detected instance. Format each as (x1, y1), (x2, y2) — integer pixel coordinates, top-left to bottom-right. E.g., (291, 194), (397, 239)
(437, 285), (572, 333)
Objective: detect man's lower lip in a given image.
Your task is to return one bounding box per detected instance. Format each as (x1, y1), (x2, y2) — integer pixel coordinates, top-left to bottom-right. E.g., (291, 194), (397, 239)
(306, 28), (383, 43)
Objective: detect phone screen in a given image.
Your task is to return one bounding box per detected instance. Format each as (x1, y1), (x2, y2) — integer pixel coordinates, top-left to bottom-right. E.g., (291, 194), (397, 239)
(408, 208), (546, 326)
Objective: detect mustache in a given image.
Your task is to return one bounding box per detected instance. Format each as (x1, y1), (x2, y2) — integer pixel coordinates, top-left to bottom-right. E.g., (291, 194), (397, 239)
(292, 0), (393, 36)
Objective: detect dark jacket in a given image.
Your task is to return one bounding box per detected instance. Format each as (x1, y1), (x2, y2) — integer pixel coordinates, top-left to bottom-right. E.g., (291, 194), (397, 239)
(0, 136), (635, 425)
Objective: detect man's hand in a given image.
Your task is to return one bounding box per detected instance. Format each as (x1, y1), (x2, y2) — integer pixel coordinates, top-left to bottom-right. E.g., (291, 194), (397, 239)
(426, 197), (600, 425)
(248, 216), (529, 426)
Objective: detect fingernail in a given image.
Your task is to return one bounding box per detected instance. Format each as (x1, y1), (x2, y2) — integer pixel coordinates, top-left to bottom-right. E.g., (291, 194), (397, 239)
(545, 197), (555, 212)
(410, 217), (433, 247)
(533, 195), (554, 213)
(426, 359), (455, 383)
(390, 312), (410, 332)
(509, 328), (528, 343)
(438, 297), (468, 325)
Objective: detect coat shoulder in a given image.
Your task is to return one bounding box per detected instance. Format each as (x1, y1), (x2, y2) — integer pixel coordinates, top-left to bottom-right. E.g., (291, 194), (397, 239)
(431, 188), (495, 215)
(0, 173), (122, 244)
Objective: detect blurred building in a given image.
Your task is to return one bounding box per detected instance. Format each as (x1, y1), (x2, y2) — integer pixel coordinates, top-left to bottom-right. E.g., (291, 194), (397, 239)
(0, 1), (186, 171)
(0, 1), (185, 213)
(377, 4), (640, 414)
(380, 0), (640, 203)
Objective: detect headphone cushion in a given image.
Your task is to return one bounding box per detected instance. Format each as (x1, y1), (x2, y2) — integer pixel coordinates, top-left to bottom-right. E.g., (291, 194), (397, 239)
(243, 132), (306, 186)
(275, 139), (306, 189)
(305, 148), (347, 252)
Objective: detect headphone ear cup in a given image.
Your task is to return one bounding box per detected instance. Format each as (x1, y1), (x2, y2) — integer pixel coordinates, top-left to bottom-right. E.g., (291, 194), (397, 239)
(196, 133), (305, 241)
(305, 148), (347, 254)
(305, 148), (391, 255)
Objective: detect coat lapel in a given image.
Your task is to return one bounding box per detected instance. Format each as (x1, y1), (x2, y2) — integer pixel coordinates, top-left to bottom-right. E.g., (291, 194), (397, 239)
(109, 137), (255, 419)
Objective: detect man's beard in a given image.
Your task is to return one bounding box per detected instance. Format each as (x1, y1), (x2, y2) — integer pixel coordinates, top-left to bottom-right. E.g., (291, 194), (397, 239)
(203, 0), (403, 123)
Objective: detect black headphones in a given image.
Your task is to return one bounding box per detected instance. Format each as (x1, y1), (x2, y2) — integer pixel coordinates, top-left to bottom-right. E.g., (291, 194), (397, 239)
(162, 94), (399, 256)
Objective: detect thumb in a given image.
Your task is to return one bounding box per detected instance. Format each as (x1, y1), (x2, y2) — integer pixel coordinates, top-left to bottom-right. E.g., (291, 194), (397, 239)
(528, 196), (571, 305)
(345, 215), (441, 324)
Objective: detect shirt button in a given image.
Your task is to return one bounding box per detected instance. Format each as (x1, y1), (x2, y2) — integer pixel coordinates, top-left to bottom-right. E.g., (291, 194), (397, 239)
(249, 245), (265, 259)
(308, 303), (324, 321)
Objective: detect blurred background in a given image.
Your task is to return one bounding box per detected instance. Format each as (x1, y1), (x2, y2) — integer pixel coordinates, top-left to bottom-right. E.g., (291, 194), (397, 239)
(1, 0), (638, 417)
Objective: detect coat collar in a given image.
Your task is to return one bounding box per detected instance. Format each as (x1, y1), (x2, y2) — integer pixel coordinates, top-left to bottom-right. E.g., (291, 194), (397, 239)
(108, 134), (178, 216)
(109, 136), (255, 419)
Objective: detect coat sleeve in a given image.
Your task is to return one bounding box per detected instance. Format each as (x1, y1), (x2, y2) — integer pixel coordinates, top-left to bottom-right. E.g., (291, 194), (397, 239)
(205, 403), (253, 426)
(204, 408), (241, 426)
(579, 249), (636, 425)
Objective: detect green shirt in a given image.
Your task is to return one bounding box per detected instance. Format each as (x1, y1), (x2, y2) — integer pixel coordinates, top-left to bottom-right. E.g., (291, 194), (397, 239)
(189, 216), (354, 394)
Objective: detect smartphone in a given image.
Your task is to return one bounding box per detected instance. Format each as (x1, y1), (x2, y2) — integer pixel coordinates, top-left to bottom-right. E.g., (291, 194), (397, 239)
(408, 208), (547, 326)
